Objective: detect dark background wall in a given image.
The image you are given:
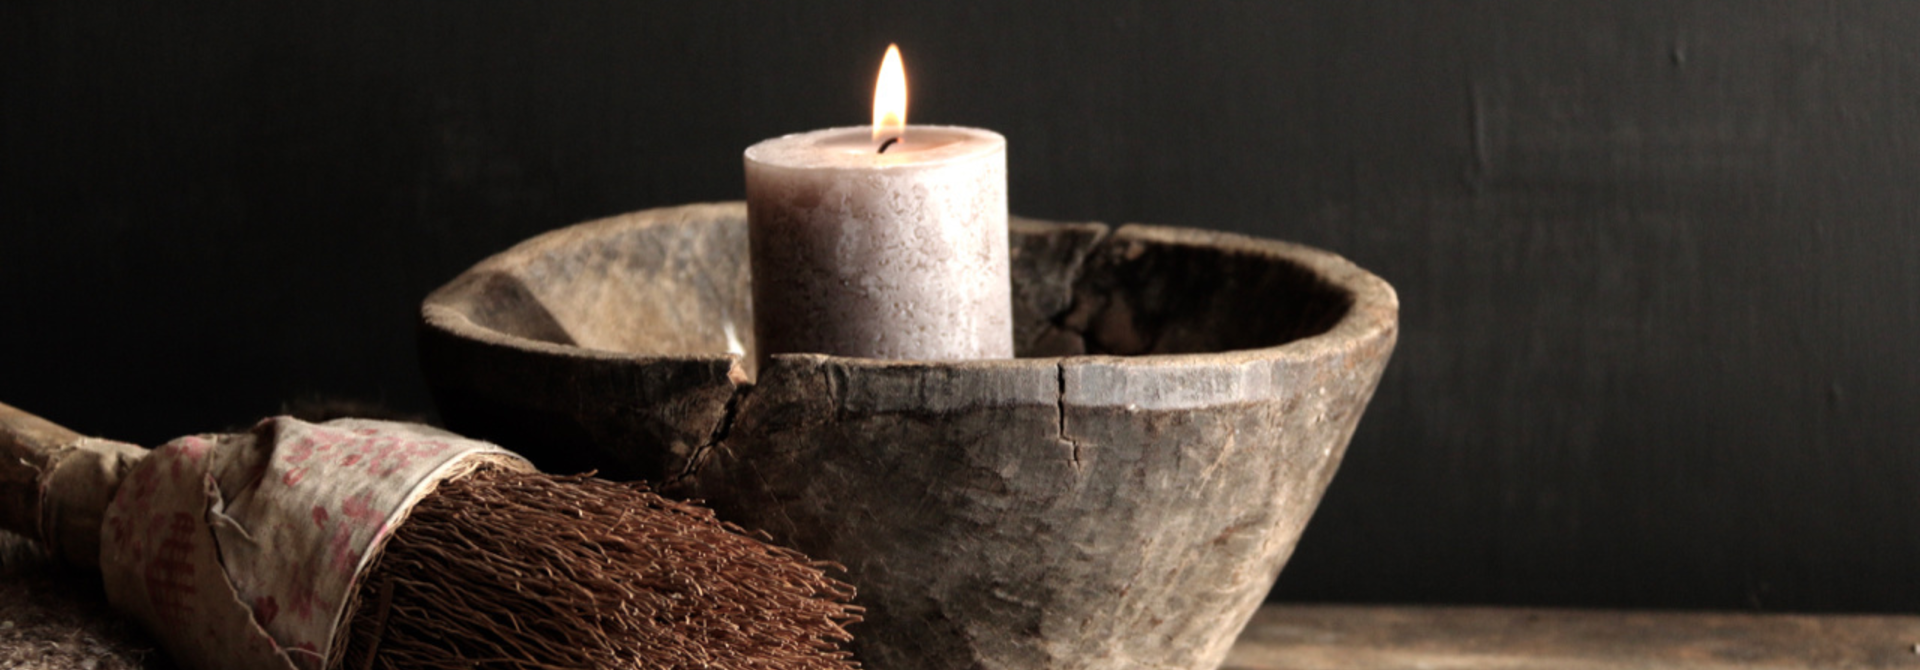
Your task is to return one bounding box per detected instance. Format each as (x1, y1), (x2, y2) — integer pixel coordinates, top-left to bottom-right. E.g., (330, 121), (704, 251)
(4, 1), (1916, 612)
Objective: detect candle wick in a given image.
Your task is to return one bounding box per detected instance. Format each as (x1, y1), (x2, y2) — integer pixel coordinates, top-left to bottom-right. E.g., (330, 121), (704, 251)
(877, 137), (901, 154)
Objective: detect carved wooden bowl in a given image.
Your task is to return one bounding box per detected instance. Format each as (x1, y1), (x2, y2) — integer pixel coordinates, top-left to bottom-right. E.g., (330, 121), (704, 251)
(419, 202), (1398, 670)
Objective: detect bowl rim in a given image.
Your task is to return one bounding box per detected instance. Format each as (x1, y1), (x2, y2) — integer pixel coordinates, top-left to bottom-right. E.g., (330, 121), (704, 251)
(421, 201), (1400, 379)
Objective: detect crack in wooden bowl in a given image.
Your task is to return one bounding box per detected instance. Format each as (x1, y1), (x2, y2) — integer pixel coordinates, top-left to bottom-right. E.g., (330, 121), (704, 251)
(419, 201), (1398, 670)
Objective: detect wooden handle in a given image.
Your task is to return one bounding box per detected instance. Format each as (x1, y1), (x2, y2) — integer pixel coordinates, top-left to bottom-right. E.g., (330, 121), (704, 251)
(0, 402), (81, 537)
(0, 402), (146, 567)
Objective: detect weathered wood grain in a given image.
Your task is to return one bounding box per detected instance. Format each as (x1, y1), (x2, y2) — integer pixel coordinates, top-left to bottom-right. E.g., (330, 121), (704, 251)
(419, 202), (1400, 669)
(1225, 605), (1920, 670)
(420, 203), (752, 481)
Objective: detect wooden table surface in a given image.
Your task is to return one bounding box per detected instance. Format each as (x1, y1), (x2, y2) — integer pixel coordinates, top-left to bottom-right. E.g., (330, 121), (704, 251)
(9, 529), (1920, 669)
(1225, 604), (1920, 670)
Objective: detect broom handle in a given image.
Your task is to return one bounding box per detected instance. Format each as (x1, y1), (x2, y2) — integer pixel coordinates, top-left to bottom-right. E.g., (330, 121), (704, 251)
(0, 401), (83, 534)
(0, 401), (147, 567)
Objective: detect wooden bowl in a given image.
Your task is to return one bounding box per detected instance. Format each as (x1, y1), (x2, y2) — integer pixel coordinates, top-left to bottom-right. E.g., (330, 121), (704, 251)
(419, 202), (1398, 670)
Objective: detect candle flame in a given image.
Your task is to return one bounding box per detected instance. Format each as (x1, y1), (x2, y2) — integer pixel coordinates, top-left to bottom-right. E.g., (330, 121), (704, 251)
(872, 44), (907, 143)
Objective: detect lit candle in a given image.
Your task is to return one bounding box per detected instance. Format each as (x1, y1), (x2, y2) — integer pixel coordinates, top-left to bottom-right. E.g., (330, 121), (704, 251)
(745, 44), (1013, 364)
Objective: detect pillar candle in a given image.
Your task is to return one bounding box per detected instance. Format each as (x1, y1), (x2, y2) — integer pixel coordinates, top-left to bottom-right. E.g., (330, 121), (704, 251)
(744, 46), (1012, 364)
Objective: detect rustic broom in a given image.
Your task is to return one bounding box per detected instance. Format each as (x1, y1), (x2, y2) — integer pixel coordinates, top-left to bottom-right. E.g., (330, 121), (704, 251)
(0, 400), (861, 670)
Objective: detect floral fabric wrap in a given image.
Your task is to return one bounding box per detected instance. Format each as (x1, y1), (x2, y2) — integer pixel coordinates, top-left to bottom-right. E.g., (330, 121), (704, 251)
(97, 417), (527, 670)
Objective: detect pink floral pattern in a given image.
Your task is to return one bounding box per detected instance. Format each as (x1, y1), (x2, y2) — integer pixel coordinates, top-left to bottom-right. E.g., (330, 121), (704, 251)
(98, 417), (525, 670)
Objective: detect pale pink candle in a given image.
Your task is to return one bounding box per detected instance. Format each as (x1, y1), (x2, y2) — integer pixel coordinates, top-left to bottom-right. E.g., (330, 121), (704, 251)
(744, 45), (1012, 363)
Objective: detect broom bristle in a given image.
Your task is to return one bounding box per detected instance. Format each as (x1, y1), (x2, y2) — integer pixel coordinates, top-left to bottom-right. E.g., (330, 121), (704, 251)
(333, 467), (863, 670)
